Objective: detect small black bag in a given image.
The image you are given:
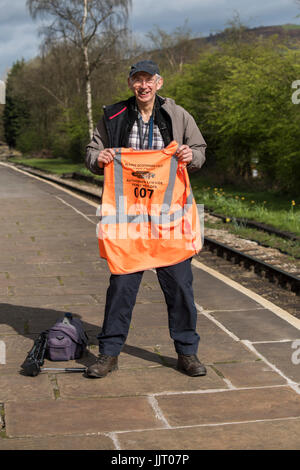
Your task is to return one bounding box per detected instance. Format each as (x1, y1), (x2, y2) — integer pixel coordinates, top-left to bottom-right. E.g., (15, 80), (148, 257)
(46, 313), (88, 361)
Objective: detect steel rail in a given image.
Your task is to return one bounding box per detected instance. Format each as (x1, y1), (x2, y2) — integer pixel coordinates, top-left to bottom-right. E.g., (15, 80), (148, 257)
(204, 237), (300, 294)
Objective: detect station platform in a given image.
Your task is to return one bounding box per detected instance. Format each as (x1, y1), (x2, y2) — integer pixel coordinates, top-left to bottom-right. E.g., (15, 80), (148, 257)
(1, 162), (300, 450)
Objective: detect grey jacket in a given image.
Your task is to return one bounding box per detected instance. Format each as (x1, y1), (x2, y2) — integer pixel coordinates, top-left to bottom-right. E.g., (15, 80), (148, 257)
(85, 96), (207, 175)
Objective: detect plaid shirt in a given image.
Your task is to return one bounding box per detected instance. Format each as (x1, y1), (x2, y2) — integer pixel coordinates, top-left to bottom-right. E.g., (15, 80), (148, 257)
(128, 110), (165, 150)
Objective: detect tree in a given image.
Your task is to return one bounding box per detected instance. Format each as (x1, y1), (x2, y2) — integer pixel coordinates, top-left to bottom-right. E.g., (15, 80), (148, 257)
(27, 0), (131, 138)
(163, 29), (300, 192)
(206, 39), (300, 190)
(146, 21), (197, 73)
(3, 61), (29, 148)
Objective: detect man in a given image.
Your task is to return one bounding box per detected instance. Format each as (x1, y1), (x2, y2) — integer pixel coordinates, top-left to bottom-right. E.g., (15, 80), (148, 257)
(85, 60), (207, 378)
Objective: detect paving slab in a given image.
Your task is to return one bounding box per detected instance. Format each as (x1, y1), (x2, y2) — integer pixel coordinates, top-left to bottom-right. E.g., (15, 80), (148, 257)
(38, 343), (169, 371)
(5, 396), (162, 437)
(119, 345), (166, 368)
(35, 261), (107, 276)
(192, 267), (262, 311)
(129, 303), (169, 328)
(0, 369), (53, 402)
(142, 336), (256, 366)
(12, 285), (108, 297)
(156, 386), (300, 427)
(0, 303), (98, 336)
(126, 326), (174, 347)
(51, 276), (110, 289)
(0, 263), (43, 277)
(0, 335), (36, 366)
(0, 294), (97, 308)
(213, 361), (287, 387)
(194, 314), (257, 363)
(57, 365), (224, 399)
(117, 418), (300, 450)
(211, 309), (300, 342)
(0, 434), (115, 450)
(136, 290), (165, 303)
(0, 314), (25, 334)
(0, 276), (60, 288)
(254, 341), (300, 383)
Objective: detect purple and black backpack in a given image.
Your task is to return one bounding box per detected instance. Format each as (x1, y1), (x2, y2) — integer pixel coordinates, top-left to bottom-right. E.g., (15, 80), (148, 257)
(46, 313), (88, 361)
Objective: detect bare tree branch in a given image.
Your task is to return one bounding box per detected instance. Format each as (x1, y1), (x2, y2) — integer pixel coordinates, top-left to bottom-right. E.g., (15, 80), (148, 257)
(27, 0), (132, 137)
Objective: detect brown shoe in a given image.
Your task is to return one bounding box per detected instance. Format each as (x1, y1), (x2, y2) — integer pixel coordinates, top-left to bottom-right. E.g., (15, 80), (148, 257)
(177, 354), (207, 376)
(86, 354), (118, 378)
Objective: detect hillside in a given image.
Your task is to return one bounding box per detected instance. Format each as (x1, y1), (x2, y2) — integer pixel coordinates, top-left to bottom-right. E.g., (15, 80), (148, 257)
(198, 23), (300, 46)
(148, 23), (300, 73)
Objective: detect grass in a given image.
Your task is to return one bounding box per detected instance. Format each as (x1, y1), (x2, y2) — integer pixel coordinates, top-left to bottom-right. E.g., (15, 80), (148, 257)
(190, 177), (300, 237)
(8, 156), (103, 181)
(9, 156), (84, 174)
(205, 218), (300, 259)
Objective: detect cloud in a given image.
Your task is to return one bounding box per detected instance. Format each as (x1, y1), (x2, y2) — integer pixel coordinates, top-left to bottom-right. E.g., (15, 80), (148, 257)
(0, 0), (40, 79)
(0, 0), (299, 80)
(130, 0), (299, 36)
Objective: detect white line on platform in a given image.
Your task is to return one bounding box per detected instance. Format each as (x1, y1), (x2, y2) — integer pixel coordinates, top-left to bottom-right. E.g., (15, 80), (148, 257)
(0, 162), (99, 208)
(251, 339), (296, 344)
(208, 307), (266, 312)
(110, 415), (300, 435)
(152, 383), (287, 397)
(55, 195), (96, 225)
(195, 303), (240, 341)
(241, 340), (300, 394)
(104, 432), (122, 450)
(222, 378), (236, 389)
(29, 413), (300, 442)
(192, 258), (300, 331)
(147, 395), (171, 429)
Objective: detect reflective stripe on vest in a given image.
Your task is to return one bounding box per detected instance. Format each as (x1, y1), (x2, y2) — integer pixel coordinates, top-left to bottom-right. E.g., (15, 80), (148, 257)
(97, 140), (202, 274)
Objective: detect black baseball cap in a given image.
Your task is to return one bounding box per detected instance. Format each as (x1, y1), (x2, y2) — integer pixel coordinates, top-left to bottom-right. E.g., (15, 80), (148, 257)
(129, 60), (160, 78)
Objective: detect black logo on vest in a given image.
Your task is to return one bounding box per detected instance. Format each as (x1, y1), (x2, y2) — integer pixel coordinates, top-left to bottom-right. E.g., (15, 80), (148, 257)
(131, 171), (155, 180)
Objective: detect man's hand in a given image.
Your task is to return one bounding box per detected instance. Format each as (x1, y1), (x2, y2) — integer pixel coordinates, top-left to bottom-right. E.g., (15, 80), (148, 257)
(97, 149), (116, 168)
(176, 145), (193, 164)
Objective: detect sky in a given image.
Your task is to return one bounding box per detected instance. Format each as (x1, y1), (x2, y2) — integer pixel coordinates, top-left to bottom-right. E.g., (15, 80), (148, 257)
(0, 0), (299, 80)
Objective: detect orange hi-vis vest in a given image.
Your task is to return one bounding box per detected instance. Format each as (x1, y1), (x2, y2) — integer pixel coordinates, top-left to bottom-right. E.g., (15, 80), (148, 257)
(97, 140), (202, 274)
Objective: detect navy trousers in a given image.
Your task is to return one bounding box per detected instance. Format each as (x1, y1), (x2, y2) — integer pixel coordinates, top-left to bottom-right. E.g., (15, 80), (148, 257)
(97, 258), (200, 356)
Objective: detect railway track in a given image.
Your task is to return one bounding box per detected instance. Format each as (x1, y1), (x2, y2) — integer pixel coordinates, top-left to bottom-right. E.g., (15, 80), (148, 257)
(4, 162), (300, 297)
(204, 236), (300, 294)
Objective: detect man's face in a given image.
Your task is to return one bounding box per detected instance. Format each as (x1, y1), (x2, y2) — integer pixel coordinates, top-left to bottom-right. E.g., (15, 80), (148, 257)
(128, 72), (163, 106)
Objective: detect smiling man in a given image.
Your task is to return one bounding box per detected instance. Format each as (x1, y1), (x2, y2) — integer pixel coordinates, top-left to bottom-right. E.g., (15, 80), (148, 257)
(85, 60), (208, 379)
